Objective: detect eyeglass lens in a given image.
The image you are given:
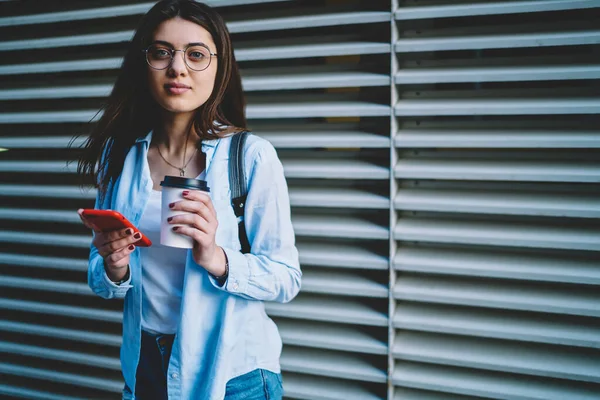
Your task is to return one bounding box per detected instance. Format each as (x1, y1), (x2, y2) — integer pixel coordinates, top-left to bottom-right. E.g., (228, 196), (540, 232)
(146, 44), (212, 71)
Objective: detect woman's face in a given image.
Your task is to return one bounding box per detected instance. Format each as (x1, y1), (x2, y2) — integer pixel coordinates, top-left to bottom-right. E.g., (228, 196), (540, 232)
(147, 17), (218, 116)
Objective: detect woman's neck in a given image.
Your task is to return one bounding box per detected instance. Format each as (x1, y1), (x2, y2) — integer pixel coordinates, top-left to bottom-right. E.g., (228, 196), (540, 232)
(155, 112), (199, 156)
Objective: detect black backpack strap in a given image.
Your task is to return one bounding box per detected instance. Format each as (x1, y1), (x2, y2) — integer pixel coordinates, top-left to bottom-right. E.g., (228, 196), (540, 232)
(229, 131), (251, 254)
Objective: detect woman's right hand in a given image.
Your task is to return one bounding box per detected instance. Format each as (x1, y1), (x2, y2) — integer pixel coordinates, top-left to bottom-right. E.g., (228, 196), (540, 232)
(78, 209), (139, 282)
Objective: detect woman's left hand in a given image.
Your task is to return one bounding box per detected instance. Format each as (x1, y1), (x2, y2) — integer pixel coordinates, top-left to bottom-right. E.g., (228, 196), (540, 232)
(168, 190), (227, 277)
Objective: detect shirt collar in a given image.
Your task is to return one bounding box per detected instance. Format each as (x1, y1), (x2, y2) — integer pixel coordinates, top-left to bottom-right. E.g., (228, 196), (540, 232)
(135, 130), (220, 150)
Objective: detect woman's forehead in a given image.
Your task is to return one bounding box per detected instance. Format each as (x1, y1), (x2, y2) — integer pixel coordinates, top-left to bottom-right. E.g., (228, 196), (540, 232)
(152, 17), (215, 49)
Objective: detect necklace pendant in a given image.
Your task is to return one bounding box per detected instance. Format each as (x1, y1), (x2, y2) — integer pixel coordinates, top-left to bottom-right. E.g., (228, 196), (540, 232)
(180, 169), (185, 177)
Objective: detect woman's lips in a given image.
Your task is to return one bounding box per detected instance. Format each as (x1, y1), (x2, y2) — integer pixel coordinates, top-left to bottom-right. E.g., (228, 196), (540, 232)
(165, 84), (191, 95)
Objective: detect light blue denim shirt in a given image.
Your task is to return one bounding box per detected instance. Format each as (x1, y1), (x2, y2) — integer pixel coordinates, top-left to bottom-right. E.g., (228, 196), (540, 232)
(87, 131), (301, 399)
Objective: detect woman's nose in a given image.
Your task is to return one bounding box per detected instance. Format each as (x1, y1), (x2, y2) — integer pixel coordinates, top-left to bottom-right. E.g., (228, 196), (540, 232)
(169, 50), (187, 75)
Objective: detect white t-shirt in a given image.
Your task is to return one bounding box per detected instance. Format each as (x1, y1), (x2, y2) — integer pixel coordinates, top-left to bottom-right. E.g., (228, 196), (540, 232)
(139, 171), (206, 334)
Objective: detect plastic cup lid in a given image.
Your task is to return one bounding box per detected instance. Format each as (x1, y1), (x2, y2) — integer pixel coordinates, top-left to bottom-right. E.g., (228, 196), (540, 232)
(160, 176), (210, 192)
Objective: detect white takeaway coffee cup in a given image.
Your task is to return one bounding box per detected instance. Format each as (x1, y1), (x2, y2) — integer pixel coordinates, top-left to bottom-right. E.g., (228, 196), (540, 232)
(160, 175), (210, 248)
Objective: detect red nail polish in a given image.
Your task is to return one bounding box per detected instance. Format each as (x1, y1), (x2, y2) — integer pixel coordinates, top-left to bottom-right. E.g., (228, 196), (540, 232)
(169, 203), (174, 208)
(167, 217), (173, 222)
(172, 226), (179, 231)
(182, 190), (189, 196)
(133, 233), (141, 240)
(126, 228), (133, 235)
(128, 245), (135, 251)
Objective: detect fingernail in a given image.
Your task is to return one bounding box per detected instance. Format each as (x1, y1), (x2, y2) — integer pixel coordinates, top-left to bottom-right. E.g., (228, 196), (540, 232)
(172, 226), (179, 231)
(126, 228), (133, 235)
(169, 203), (174, 208)
(128, 245), (135, 251)
(167, 217), (173, 222)
(133, 233), (141, 240)
(182, 190), (189, 196)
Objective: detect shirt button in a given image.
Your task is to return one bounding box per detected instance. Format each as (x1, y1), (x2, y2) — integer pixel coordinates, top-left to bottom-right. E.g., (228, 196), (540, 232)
(232, 282), (239, 290)
(171, 373), (179, 379)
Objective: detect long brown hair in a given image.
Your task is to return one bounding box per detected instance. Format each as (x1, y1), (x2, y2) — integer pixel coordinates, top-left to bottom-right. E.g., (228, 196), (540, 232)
(77, 0), (246, 199)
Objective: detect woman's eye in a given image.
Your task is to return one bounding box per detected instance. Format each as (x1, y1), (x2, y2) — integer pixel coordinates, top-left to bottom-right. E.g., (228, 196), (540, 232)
(188, 51), (205, 59)
(153, 49), (171, 58)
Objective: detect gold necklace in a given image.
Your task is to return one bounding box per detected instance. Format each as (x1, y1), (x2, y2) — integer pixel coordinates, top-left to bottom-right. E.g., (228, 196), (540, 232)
(156, 132), (198, 177)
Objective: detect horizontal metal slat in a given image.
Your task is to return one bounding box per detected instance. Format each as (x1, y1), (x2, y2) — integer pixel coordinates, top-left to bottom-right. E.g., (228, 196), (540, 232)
(0, 362), (121, 393)
(0, 101), (391, 123)
(294, 215), (389, 240)
(393, 362), (600, 400)
(395, 30), (600, 52)
(277, 320), (386, 355)
(394, 247), (600, 285)
(265, 295), (388, 327)
(0, 231), (88, 248)
(298, 243), (387, 270)
(282, 347), (386, 383)
(0, 0), (293, 27)
(0, 298), (121, 322)
(228, 11), (391, 33)
(394, 218), (600, 251)
(395, 0), (600, 20)
(0, 41), (390, 74)
(260, 131), (390, 149)
(0, 208), (80, 223)
(394, 159), (599, 182)
(395, 64), (600, 84)
(0, 110), (98, 124)
(394, 188), (600, 218)
(0, 158), (390, 179)
(284, 160), (389, 180)
(0, 341), (119, 371)
(0, 130), (390, 149)
(3, 209), (389, 241)
(0, 58), (123, 75)
(393, 332), (600, 383)
(0, 9), (384, 32)
(394, 130), (600, 148)
(0, 384), (81, 400)
(394, 275), (600, 317)
(291, 187), (389, 209)
(0, 85), (110, 100)
(394, 303), (600, 348)
(394, 98), (600, 116)
(0, 314), (386, 358)
(394, 387), (487, 400)
(0, 184), (94, 199)
(0, 33), (390, 59)
(302, 270), (387, 298)
(0, 71), (389, 100)
(248, 102), (391, 118)
(0, 276), (91, 296)
(0, 253), (88, 271)
(284, 372), (383, 400)
(0, 242), (384, 273)
(243, 71), (390, 91)
(0, 320), (121, 347)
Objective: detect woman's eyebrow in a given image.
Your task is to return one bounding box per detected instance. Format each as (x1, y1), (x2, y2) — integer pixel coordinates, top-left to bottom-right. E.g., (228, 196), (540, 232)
(152, 40), (208, 48)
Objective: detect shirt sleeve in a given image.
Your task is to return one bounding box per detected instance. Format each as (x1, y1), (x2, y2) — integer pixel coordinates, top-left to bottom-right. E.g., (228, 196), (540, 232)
(208, 140), (302, 303)
(87, 184), (133, 300)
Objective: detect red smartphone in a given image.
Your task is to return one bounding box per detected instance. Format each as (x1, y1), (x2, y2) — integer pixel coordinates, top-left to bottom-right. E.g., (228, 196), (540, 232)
(81, 209), (152, 247)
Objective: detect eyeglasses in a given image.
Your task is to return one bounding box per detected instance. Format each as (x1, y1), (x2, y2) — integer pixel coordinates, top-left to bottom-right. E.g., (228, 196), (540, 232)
(143, 43), (217, 71)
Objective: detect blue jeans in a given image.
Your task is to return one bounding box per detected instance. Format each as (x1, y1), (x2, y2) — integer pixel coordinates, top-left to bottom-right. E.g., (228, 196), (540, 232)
(129, 330), (283, 399)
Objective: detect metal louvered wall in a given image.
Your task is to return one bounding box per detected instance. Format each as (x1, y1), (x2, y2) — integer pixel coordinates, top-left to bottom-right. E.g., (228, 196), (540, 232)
(0, 1), (598, 399)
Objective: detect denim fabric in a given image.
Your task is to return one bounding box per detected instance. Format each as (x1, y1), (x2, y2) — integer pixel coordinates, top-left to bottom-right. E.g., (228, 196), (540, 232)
(224, 369), (283, 400)
(127, 330), (283, 400)
(89, 131), (301, 398)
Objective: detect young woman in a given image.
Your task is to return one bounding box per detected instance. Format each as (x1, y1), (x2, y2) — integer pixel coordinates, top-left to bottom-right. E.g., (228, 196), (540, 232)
(76, 1), (301, 399)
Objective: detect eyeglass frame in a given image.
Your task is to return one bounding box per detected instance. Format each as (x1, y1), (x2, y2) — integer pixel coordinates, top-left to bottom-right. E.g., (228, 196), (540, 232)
(142, 41), (218, 72)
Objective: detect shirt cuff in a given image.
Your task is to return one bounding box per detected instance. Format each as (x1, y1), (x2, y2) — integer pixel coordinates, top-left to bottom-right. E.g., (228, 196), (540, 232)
(102, 266), (132, 294)
(209, 247), (249, 294)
